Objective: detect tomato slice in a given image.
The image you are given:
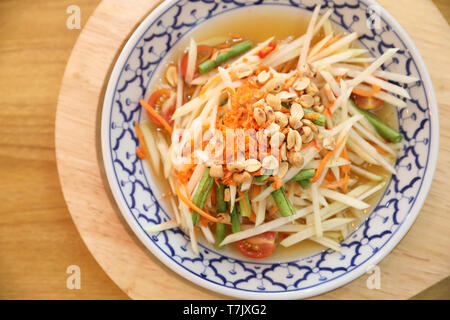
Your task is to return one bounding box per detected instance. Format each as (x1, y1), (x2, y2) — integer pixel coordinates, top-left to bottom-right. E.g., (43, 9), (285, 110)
(352, 94), (384, 110)
(180, 45), (213, 79)
(147, 88), (175, 125)
(237, 232), (276, 259)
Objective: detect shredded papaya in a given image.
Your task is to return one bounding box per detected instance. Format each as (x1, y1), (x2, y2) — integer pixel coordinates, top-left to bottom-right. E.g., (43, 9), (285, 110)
(311, 136), (346, 183)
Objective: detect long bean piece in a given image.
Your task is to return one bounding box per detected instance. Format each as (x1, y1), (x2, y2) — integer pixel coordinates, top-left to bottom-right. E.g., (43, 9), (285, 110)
(198, 40), (252, 74)
(271, 187), (295, 217)
(239, 192), (252, 217)
(191, 168), (214, 225)
(215, 183), (227, 248)
(298, 179), (311, 190)
(290, 169), (316, 182)
(230, 204), (241, 233)
(303, 108), (325, 126)
(350, 98), (402, 143)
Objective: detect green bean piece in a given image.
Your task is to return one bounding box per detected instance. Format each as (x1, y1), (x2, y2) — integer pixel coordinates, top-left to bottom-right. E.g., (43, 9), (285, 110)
(198, 40), (252, 74)
(271, 187), (294, 217)
(298, 179), (311, 190)
(253, 174), (271, 184)
(192, 168), (214, 225)
(239, 192), (252, 217)
(215, 183), (227, 249)
(350, 99), (402, 143)
(215, 183), (227, 214)
(290, 169), (316, 182)
(215, 223), (226, 249)
(303, 108), (325, 126)
(230, 204), (241, 233)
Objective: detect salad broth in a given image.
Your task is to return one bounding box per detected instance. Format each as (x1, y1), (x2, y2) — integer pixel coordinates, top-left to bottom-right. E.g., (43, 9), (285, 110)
(146, 7), (398, 261)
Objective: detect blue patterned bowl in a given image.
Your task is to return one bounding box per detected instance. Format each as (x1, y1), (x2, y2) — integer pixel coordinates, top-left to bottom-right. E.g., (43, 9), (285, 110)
(101, 0), (438, 299)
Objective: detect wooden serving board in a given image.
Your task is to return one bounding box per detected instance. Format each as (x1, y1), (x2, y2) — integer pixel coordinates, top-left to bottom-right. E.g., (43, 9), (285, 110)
(55, 0), (450, 299)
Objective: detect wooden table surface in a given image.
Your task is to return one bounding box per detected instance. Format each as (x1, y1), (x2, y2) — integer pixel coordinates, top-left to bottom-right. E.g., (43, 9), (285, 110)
(0, 0), (449, 299)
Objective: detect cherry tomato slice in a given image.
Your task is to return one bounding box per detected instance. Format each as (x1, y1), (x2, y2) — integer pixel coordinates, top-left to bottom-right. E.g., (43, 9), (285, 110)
(147, 88), (174, 125)
(237, 232), (276, 259)
(352, 94), (384, 110)
(180, 45), (213, 79)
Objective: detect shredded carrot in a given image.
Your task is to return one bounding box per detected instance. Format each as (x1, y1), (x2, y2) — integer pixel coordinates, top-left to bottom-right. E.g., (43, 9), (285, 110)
(255, 65), (269, 75)
(136, 147), (146, 159)
(200, 75), (221, 95)
(283, 72), (298, 90)
(251, 185), (262, 200)
(322, 175), (350, 189)
(266, 176), (282, 189)
(340, 146), (351, 175)
(311, 136), (346, 183)
(249, 210), (257, 223)
(312, 139), (320, 151)
(301, 142), (312, 150)
(325, 101), (335, 117)
(303, 113), (321, 121)
(369, 141), (388, 155)
(199, 217), (209, 227)
(268, 206), (278, 216)
(352, 84), (381, 98)
(173, 183), (223, 223)
(140, 99), (173, 135)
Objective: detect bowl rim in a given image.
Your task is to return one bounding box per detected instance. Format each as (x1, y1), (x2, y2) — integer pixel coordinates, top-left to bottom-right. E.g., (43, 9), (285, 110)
(100, 0), (439, 299)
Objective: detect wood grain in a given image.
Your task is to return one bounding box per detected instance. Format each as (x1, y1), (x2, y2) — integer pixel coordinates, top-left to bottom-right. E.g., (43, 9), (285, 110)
(1, 0), (449, 299)
(0, 0), (127, 299)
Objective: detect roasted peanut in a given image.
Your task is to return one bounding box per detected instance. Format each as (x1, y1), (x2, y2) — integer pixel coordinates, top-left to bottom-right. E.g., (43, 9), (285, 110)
(287, 129), (302, 151)
(232, 171), (252, 185)
(209, 164), (224, 178)
(274, 111), (289, 128)
(253, 107), (266, 126)
(244, 159), (262, 173)
(262, 155), (279, 170)
(265, 77), (284, 93)
(299, 94), (315, 108)
(293, 77), (310, 91)
(226, 161), (245, 173)
(276, 161), (289, 178)
(264, 105), (275, 122)
(266, 93), (281, 111)
(257, 70), (271, 84)
(287, 151), (304, 167)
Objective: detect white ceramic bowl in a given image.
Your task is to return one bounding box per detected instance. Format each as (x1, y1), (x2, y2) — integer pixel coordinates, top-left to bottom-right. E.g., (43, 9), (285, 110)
(101, 0), (439, 299)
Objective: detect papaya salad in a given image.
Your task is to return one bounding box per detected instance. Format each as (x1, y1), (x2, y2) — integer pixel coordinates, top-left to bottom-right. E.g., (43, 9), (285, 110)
(135, 7), (417, 259)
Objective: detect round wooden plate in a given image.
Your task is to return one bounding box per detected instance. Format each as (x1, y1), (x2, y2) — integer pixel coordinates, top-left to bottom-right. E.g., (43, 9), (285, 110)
(55, 0), (450, 299)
